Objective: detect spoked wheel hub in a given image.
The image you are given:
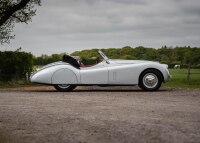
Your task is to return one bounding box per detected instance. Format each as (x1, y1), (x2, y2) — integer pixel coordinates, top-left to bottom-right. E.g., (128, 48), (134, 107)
(139, 69), (162, 91)
(57, 84), (70, 89)
(143, 73), (158, 89)
(54, 84), (76, 92)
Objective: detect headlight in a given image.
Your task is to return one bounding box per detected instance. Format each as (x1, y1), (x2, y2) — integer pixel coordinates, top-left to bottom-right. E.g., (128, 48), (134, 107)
(162, 64), (168, 68)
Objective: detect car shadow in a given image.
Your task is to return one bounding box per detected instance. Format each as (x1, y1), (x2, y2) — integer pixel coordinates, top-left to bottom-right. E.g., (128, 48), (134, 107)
(1, 86), (173, 93)
(28, 88), (171, 93)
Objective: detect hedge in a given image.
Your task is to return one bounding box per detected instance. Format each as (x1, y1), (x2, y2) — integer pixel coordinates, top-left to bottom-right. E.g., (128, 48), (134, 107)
(0, 51), (33, 81)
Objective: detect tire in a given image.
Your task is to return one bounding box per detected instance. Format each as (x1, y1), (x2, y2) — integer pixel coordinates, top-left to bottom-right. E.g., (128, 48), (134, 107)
(54, 84), (76, 92)
(139, 69), (162, 91)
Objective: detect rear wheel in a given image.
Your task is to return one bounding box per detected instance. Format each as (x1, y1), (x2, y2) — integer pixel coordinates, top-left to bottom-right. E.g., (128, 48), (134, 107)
(54, 84), (76, 92)
(139, 69), (162, 91)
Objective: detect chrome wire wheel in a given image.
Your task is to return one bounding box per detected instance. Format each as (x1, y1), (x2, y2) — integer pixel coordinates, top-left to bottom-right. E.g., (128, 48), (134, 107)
(143, 73), (158, 89)
(54, 84), (76, 92)
(57, 84), (70, 89)
(139, 69), (162, 91)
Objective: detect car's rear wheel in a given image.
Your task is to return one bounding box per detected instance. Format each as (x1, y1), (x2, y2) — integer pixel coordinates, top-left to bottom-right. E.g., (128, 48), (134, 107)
(54, 84), (76, 92)
(139, 69), (162, 91)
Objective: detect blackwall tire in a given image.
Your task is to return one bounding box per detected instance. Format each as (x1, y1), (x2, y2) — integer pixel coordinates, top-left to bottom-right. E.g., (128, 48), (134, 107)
(139, 69), (162, 91)
(54, 85), (76, 92)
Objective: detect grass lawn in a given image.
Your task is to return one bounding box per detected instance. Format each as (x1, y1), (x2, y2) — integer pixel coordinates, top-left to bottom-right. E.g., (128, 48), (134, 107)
(0, 80), (32, 88)
(164, 69), (200, 89)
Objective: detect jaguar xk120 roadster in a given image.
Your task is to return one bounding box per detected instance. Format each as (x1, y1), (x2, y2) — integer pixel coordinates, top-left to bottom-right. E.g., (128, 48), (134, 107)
(30, 50), (170, 91)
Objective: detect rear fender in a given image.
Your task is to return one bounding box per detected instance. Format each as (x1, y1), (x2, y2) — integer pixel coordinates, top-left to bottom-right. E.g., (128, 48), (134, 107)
(51, 68), (78, 84)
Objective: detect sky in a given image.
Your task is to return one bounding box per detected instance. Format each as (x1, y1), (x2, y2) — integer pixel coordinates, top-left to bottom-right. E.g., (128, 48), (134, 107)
(1, 0), (200, 56)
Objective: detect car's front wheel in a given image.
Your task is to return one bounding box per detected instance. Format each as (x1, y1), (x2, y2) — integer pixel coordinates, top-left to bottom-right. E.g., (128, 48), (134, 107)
(139, 69), (162, 91)
(54, 84), (76, 92)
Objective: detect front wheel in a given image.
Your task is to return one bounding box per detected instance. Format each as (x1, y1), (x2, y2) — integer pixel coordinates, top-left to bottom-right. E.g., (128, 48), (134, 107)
(54, 84), (76, 92)
(139, 69), (162, 91)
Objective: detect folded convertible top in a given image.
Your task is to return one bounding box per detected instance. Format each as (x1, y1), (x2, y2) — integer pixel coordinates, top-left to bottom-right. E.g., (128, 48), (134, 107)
(62, 55), (80, 69)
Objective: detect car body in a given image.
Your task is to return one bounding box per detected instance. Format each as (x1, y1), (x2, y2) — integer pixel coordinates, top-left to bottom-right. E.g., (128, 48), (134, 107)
(30, 50), (170, 91)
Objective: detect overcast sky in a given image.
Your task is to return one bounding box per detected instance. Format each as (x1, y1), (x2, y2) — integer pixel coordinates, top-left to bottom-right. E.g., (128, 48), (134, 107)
(1, 0), (200, 56)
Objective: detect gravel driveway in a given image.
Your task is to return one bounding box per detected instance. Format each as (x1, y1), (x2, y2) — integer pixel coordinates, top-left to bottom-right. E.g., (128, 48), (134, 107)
(0, 86), (200, 143)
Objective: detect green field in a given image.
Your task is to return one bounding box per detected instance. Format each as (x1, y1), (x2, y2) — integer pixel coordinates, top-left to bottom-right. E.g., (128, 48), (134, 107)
(164, 69), (200, 89)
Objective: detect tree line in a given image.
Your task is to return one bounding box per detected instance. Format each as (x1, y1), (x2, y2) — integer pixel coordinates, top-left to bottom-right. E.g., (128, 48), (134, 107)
(0, 46), (200, 81)
(71, 46), (200, 68)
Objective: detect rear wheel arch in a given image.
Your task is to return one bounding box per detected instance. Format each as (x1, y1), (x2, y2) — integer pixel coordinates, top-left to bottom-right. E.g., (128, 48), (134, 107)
(51, 68), (78, 84)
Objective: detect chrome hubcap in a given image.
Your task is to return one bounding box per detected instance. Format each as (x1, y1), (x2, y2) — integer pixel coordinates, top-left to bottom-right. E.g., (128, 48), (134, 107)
(58, 84), (70, 89)
(143, 73), (158, 89)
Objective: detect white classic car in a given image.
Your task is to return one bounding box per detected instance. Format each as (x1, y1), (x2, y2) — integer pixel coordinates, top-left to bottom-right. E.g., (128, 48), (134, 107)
(30, 50), (170, 91)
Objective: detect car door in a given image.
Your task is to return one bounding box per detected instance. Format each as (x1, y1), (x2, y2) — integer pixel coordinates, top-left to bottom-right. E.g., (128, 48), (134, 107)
(107, 64), (137, 84)
(80, 62), (108, 84)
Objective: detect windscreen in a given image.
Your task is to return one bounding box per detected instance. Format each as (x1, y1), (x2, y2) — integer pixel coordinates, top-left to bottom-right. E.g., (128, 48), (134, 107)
(98, 50), (110, 64)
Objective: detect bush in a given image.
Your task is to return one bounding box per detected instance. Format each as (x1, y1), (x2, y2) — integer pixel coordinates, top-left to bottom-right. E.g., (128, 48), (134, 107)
(33, 54), (62, 65)
(82, 57), (99, 65)
(0, 51), (33, 81)
(191, 64), (200, 69)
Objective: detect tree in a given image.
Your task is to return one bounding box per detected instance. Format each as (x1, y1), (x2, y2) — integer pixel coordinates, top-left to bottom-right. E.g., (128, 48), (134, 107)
(184, 48), (200, 80)
(120, 46), (133, 56)
(157, 47), (173, 63)
(173, 46), (188, 64)
(0, 0), (41, 44)
(143, 48), (157, 61)
(133, 46), (146, 59)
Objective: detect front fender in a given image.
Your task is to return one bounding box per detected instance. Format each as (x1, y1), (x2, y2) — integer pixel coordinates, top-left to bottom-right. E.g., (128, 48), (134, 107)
(138, 63), (170, 83)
